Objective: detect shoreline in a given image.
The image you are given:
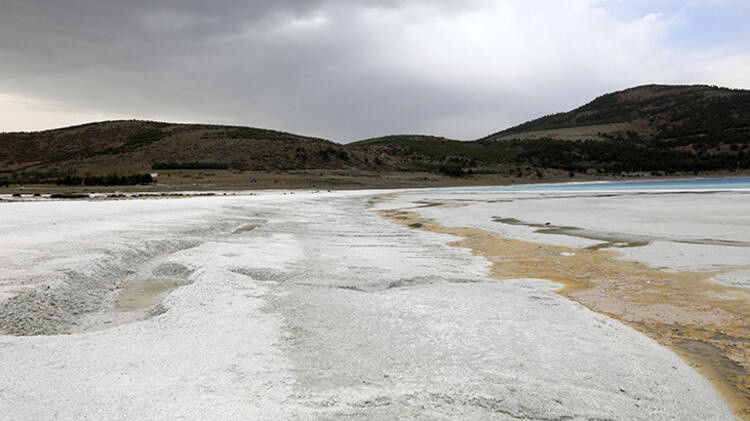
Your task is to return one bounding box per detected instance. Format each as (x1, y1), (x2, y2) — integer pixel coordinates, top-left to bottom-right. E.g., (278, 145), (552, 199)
(375, 200), (750, 419)
(2, 174), (749, 206)
(3, 170), (750, 196)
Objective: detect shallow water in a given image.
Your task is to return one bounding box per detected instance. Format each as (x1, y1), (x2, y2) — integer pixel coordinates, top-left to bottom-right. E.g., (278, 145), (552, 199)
(492, 216), (750, 248)
(232, 223), (259, 234)
(115, 278), (183, 312)
(468, 176), (750, 192)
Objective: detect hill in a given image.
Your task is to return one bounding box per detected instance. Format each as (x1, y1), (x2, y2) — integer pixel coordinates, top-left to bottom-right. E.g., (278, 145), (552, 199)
(487, 84), (749, 141)
(1, 84), (749, 185)
(346, 84), (750, 175)
(0, 121), (361, 180)
(480, 84), (750, 173)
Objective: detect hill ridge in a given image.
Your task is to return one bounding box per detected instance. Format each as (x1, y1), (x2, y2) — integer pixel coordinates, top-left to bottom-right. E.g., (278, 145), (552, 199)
(2, 84), (749, 183)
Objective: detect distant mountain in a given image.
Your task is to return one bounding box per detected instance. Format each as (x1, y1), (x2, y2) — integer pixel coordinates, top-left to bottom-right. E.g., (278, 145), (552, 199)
(2, 84), (749, 183)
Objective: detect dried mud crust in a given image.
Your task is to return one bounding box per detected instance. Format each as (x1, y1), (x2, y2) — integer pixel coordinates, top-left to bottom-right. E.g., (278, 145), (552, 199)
(377, 206), (750, 419)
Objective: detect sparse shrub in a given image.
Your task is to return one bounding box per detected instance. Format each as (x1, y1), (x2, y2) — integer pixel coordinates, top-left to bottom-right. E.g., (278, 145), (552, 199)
(437, 165), (465, 177)
(50, 193), (89, 199)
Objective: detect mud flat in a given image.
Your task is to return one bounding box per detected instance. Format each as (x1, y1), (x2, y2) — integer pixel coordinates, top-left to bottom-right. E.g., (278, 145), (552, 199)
(376, 188), (750, 418)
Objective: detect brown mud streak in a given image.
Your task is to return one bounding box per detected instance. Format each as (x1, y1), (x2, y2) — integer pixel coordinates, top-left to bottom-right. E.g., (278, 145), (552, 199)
(375, 205), (750, 419)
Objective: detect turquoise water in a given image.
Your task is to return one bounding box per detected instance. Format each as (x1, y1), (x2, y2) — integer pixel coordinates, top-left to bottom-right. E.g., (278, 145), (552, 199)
(470, 177), (750, 192)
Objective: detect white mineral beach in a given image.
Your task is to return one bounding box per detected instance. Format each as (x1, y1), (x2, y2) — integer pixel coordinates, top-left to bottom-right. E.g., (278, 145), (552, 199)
(0, 188), (743, 420)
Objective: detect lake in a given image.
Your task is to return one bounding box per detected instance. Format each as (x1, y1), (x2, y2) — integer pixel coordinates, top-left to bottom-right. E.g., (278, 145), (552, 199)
(470, 176), (750, 192)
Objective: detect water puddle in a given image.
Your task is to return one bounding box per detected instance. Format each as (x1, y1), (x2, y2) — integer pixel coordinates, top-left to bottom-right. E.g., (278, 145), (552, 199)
(492, 216), (750, 248)
(115, 278), (183, 312)
(674, 339), (749, 409)
(413, 201), (444, 208)
(71, 277), (184, 333)
(232, 223), (260, 234)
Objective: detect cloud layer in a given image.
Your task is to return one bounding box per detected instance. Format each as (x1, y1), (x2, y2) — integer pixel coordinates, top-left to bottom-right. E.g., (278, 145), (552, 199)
(1, 0), (748, 141)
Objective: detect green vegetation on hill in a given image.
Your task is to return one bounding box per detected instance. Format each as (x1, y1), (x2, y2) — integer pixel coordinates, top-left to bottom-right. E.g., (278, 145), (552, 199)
(509, 138), (749, 174)
(487, 84), (750, 142)
(100, 129), (169, 154)
(200, 127), (332, 144)
(152, 162), (229, 170)
(49, 128), (170, 162)
(350, 135), (514, 163)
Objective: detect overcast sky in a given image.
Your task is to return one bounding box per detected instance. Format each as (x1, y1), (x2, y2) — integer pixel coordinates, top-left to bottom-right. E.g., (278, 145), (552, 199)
(1, 0), (748, 141)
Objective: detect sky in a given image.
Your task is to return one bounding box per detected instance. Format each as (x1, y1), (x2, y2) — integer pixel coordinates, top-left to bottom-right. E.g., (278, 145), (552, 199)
(1, 0), (748, 142)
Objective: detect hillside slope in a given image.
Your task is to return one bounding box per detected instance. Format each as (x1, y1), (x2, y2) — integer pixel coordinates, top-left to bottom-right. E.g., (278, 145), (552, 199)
(1, 84), (749, 183)
(480, 85), (750, 173)
(486, 84), (750, 143)
(0, 121), (360, 176)
(346, 84), (750, 174)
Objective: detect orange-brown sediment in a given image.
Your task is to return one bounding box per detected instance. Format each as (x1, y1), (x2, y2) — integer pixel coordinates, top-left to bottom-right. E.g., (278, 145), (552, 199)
(376, 205), (750, 419)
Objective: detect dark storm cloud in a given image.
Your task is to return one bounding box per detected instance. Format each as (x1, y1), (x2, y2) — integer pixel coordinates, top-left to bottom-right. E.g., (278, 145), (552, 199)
(1, 0), (477, 139)
(1, 1), (748, 140)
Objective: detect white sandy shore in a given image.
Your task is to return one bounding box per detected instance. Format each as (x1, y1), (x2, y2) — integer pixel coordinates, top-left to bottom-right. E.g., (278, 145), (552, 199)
(0, 190), (737, 419)
(387, 190), (750, 287)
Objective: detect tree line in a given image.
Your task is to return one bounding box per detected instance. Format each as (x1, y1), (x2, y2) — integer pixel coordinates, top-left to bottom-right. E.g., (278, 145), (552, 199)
(56, 173), (155, 186)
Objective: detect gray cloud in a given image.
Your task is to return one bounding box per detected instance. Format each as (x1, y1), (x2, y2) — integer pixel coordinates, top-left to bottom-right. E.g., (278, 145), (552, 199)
(1, 0), (749, 141)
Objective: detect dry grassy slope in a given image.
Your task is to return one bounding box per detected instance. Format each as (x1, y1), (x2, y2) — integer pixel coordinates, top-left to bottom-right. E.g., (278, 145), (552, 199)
(0, 121), (367, 175)
(494, 122), (632, 141)
(0, 121), (161, 168)
(74, 127), (357, 173)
